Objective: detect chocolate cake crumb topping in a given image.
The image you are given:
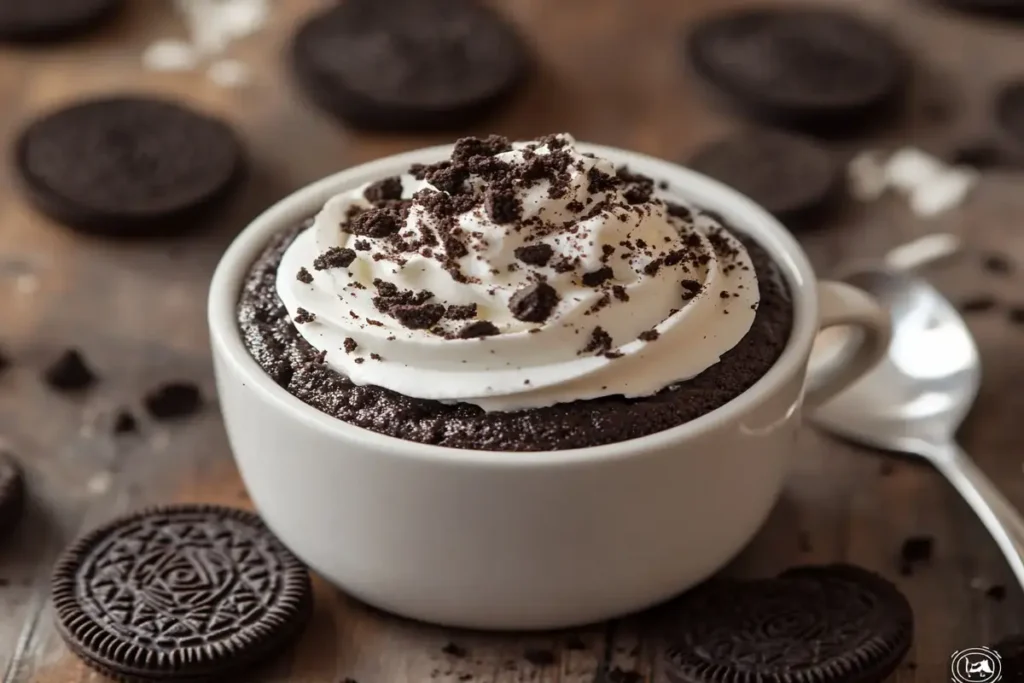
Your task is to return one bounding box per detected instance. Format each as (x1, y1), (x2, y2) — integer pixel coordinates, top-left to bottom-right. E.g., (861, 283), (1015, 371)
(343, 338), (357, 354)
(582, 266), (614, 287)
(587, 167), (618, 194)
(509, 282), (560, 323)
(681, 279), (702, 300)
(44, 349), (98, 392)
(392, 303), (446, 330)
(612, 285), (629, 302)
(582, 326), (613, 355)
(370, 353), (383, 361)
(354, 239), (370, 251)
(514, 243), (553, 266)
(459, 321), (500, 338)
(364, 176), (403, 203)
(296, 267), (313, 283)
(639, 329), (660, 342)
(294, 307), (316, 324)
(314, 247), (357, 270)
(452, 135), (512, 162)
(445, 304), (478, 320)
(485, 188), (522, 224)
(354, 357), (365, 364)
(350, 208), (400, 238)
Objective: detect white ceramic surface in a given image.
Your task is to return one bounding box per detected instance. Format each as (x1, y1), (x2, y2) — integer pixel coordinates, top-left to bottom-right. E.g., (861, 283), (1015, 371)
(208, 143), (890, 630)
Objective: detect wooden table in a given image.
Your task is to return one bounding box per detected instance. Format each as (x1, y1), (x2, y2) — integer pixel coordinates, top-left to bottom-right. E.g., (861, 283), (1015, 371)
(2, 1), (1023, 681)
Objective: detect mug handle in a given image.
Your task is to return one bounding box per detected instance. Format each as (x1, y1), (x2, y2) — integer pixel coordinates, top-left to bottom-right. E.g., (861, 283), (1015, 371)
(804, 280), (892, 410)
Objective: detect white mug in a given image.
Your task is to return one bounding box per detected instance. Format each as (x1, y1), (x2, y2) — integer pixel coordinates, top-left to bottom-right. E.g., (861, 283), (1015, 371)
(208, 142), (890, 630)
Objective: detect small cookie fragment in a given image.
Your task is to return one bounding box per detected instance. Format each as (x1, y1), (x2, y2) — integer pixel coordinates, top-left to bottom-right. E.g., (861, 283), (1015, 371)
(15, 96), (244, 236)
(0, 0), (124, 43)
(143, 382), (202, 420)
(508, 282), (559, 323)
(52, 505), (313, 682)
(43, 349), (97, 392)
(662, 564), (913, 683)
(685, 8), (908, 131)
(688, 129), (842, 227)
(289, 0), (530, 131)
(112, 409), (137, 435)
(0, 452), (24, 540)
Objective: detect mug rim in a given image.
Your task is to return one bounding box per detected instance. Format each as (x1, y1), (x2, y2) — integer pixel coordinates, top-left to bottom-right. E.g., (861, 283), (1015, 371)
(208, 141), (819, 467)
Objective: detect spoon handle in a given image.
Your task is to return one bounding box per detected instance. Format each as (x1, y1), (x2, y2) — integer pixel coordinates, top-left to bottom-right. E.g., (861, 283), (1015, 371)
(928, 441), (1024, 590)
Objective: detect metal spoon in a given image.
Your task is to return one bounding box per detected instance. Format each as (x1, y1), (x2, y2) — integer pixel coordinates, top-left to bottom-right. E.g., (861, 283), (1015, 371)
(811, 235), (1024, 589)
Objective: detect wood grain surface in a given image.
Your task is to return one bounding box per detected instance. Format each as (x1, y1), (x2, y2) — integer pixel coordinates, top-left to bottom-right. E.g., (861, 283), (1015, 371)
(1, 0), (1023, 681)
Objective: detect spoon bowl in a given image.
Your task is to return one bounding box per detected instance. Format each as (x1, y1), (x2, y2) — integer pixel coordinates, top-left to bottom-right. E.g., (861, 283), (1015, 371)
(814, 269), (980, 450)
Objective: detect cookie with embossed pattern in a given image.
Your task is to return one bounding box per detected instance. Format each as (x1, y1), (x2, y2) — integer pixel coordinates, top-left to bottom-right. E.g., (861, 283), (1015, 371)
(685, 8), (909, 131)
(14, 96), (245, 237)
(662, 564), (913, 683)
(51, 505), (312, 682)
(0, 452), (24, 540)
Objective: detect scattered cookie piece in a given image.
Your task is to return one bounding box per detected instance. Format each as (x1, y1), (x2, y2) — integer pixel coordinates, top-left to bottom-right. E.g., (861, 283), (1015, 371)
(688, 129), (841, 227)
(52, 505), (312, 681)
(43, 349), (97, 392)
(983, 252), (1015, 274)
(960, 295), (998, 313)
(662, 564), (913, 683)
(899, 535), (933, 575)
(0, 452), (24, 540)
(0, 0), (123, 43)
(685, 8), (908, 131)
(1008, 306), (1024, 326)
(112, 409), (137, 435)
(143, 382), (202, 420)
(15, 96), (245, 237)
(0, 347), (10, 374)
(986, 584), (1007, 602)
(442, 642), (468, 658)
(290, 0), (530, 131)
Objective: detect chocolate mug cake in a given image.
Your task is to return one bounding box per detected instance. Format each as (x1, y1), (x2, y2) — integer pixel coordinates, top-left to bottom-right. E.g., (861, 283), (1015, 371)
(237, 134), (793, 451)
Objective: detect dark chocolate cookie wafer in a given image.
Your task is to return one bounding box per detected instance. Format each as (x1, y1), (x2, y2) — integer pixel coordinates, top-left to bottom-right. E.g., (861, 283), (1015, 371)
(0, 0), (123, 43)
(52, 505), (312, 682)
(662, 564), (913, 683)
(14, 96), (244, 236)
(935, 0), (1024, 18)
(290, 0), (530, 131)
(0, 452), (24, 539)
(685, 8), (909, 131)
(688, 129), (841, 228)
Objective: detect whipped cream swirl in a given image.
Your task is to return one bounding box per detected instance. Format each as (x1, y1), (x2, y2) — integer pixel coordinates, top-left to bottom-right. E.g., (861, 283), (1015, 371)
(277, 134), (759, 412)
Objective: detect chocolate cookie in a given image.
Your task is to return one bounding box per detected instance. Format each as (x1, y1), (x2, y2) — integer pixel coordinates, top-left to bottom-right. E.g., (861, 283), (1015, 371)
(52, 505), (312, 682)
(290, 0), (530, 131)
(14, 96), (245, 236)
(688, 129), (841, 228)
(936, 0), (1024, 18)
(685, 8), (909, 131)
(0, 452), (24, 539)
(0, 0), (123, 43)
(662, 564), (913, 683)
